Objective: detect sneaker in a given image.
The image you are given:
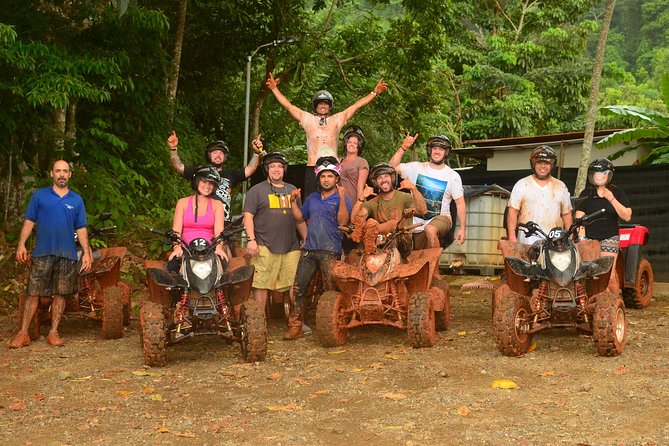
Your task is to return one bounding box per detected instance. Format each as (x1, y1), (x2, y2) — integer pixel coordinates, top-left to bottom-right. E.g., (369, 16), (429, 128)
(302, 323), (313, 335)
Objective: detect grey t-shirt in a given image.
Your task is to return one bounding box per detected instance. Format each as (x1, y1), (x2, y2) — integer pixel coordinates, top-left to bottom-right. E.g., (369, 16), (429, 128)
(243, 180), (301, 254)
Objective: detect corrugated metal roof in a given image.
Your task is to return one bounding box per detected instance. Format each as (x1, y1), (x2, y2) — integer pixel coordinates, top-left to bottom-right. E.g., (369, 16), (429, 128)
(458, 129), (625, 152)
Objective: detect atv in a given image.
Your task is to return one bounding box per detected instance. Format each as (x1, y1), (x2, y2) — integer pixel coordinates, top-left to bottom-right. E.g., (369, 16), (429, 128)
(315, 218), (450, 348)
(141, 219), (264, 367)
(493, 209), (627, 357)
(617, 224), (654, 309)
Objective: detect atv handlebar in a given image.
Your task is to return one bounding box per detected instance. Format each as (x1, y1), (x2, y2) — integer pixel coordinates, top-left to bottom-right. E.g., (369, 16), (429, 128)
(518, 208), (606, 241)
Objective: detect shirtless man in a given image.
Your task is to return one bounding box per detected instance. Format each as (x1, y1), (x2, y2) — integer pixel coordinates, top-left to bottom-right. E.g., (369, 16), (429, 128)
(266, 73), (387, 196)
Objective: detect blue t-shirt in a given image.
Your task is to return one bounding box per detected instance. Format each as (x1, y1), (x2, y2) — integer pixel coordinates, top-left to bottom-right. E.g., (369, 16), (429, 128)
(301, 191), (352, 255)
(26, 186), (88, 261)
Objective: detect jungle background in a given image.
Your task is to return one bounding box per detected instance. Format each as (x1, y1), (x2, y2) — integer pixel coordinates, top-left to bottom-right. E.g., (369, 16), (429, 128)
(0, 0), (667, 249)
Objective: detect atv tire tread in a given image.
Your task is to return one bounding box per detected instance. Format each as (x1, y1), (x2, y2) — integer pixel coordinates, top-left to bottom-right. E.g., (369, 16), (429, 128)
(102, 286), (124, 339)
(407, 292), (436, 348)
(492, 285), (533, 356)
(119, 280), (132, 326)
(140, 301), (167, 367)
(316, 291), (349, 347)
(592, 291), (627, 357)
(240, 299), (267, 363)
(431, 279), (451, 331)
(622, 258), (654, 309)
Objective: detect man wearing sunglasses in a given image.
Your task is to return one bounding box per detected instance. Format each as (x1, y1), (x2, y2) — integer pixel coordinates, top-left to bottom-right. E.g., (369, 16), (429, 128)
(167, 131), (263, 222)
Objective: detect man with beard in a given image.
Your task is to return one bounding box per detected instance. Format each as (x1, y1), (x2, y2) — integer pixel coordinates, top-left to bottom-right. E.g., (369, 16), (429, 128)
(507, 145), (572, 245)
(390, 133), (467, 249)
(350, 163), (427, 260)
(167, 131), (263, 222)
(265, 73), (387, 196)
(283, 157), (351, 340)
(243, 152), (307, 310)
(10, 160), (92, 348)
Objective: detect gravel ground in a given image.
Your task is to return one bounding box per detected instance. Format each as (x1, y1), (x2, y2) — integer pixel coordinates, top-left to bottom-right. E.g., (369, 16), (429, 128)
(1, 277), (668, 446)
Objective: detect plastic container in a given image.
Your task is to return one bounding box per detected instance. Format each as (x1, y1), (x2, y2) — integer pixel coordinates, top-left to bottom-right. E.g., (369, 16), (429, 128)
(440, 186), (509, 274)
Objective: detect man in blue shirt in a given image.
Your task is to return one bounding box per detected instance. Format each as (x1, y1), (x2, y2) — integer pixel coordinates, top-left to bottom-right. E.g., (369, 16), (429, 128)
(10, 160), (92, 348)
(284, 157), (351, 340)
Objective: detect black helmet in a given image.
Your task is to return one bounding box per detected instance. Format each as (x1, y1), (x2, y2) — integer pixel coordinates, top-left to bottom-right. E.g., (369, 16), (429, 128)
(311, 90), (334, 114)
(204, 140), (230, 167)
(588, 158), (615, 185)
(426, 135), (452, 158)
(191, 165), (221, 193)
(262, 151), (289, 176)
(529, 145), (557, 170)
(369, 162), (397, 192)
(314, 156), (341, 178)
(342, 125), (366, 155)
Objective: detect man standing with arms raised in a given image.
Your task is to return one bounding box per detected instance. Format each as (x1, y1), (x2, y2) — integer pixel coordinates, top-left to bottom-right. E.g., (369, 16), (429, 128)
(266, 73), (387, 196)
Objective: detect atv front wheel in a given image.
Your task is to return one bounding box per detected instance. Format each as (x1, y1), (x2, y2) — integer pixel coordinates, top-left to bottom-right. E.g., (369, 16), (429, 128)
(102, 286), (124, 339)
(492, 285), (533, 356)
(316, 291), (350, 347)
(622, 258), (654, 309)
(140, 301), (167, 367)
(240, 299), (267, 362)
(407, 292), (436, 348)
(592, 291), (627, 357)
(431, 279), (451, 331)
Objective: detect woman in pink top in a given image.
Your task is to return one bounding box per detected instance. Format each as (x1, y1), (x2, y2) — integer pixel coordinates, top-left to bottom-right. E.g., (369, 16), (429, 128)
(168, 166), (227, 271)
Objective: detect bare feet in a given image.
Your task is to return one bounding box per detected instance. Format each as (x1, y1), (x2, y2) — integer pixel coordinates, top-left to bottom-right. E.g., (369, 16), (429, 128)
(46, 332), (65, 347)
(8, 333), (31, 349)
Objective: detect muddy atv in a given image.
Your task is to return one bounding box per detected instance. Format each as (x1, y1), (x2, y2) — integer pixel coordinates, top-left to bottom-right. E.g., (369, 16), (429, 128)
(140, 223), (264, 367)
(315, 221), (450, 349)
(616, 224), (654, 309)
(493, 210), (626, 357)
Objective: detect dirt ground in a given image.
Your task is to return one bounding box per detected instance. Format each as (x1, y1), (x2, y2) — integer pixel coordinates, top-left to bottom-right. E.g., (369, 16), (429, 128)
(1, 272), (668, 446)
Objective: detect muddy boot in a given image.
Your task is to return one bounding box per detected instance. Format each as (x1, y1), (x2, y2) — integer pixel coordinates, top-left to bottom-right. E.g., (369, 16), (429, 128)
(46, 332), (65, 347)
(8, 333), (31, 349)
(283, 311), (304, 340)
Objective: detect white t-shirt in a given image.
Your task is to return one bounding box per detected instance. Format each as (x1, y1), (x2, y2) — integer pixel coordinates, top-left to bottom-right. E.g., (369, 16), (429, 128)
(508, 175), (572, 244)
(399, 162), (464, 229)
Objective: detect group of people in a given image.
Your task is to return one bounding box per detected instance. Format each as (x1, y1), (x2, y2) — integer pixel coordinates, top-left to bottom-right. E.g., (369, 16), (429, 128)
(164, 75), (469, 341)
(9, 75), (630, 349)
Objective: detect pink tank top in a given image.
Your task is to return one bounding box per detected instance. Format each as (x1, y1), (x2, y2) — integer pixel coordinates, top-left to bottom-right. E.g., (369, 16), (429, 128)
(182, 196), (215, 243)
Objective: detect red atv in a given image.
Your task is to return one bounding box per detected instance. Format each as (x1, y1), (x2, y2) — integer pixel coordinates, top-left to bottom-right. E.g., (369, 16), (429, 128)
(18, 214), (131, 340)
(617, 224), (654, 309)
(316, 220), (450, 348)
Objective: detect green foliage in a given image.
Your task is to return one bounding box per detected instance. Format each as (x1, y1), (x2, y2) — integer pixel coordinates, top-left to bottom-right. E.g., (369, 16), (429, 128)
(2, 0), (668, 246)
(597, 73), (669, 164)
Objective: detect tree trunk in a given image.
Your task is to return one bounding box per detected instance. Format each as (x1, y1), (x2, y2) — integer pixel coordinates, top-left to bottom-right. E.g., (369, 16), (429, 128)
(576, 0), (616, 196)
(166, 0), (188, 130)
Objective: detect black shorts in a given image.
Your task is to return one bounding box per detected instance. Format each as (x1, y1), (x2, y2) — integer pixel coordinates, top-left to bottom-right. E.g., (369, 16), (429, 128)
(27, 255), (78, 297)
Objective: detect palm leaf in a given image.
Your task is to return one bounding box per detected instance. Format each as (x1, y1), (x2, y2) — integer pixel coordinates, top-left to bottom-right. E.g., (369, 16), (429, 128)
(663, 73), (669, 109)
(606, 141), (666, 162)
(600, 105), (669, 126)
(596, 127), (669, 148)
(641, 145), (669, 164)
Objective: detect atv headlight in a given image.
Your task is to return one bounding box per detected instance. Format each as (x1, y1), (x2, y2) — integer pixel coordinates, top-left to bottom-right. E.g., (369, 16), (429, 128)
(548, 250), (572, 272)
(190, 259), (213, 280)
